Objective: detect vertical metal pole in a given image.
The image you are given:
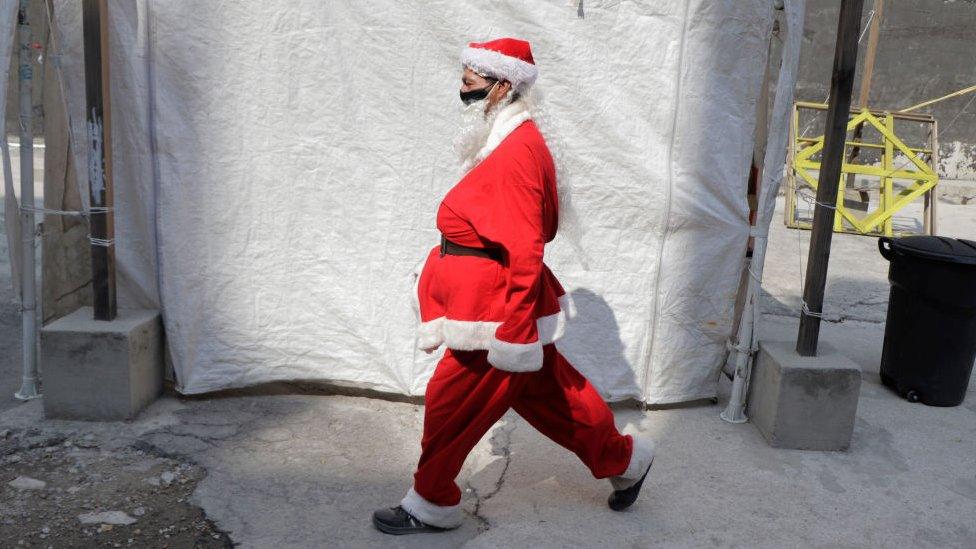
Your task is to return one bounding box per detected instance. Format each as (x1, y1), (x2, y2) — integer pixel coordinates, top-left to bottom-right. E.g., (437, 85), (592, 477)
(796, 0), (865, 356)
(882, 113), (894, 236)
(928, 120), (939, 235)
(82, 0), (116, 320)
(846, 0), (883, 205)
(15, 0), (39, 400)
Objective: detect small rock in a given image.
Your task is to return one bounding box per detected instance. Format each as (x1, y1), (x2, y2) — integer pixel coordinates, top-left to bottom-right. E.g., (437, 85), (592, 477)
(78, 511), (137, 526)
(99, 524), (114, 533)
(7, 454), (22, 463)
(133, 507), (146, 517)
(160, 471), (176, 485)
(67, 486), (82, 494)
(0, 429), (10, 438)
(9, 476), (46, 490)
(75, 435), (98, 448)
(41, 527), (50, 534)
(144, 477), (160, 487)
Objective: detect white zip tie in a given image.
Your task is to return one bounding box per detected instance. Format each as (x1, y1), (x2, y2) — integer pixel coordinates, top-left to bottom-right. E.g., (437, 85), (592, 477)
(20, 205), (113, 217)
(87, 235), (115, 247)
(800, 300), (826, 319)
(796, 189), (838, 211)
(726, 338), (758, 355)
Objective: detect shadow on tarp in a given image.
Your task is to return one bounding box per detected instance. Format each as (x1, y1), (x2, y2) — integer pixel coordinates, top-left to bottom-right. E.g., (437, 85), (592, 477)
(560, 288), (640, 401)
(172, 287), (644, 408)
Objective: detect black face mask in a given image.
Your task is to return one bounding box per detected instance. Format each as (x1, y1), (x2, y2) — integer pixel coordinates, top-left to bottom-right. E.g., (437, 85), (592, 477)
(459, 81), (496, 106)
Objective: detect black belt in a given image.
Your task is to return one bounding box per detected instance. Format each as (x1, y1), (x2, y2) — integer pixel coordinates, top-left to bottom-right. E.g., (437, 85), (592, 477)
(440, 235), (503, 262)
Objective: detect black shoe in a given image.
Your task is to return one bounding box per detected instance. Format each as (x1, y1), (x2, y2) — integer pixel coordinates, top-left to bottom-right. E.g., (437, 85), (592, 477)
(372, 506), (447, 535)
(608, 459), (653, 511)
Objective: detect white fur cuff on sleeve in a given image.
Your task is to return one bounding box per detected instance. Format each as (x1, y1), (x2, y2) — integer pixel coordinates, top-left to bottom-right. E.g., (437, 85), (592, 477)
(487, 336), (543, 372)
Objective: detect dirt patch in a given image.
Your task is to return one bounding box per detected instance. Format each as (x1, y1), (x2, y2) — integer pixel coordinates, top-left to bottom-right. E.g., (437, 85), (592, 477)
(0, 428), (232, 548)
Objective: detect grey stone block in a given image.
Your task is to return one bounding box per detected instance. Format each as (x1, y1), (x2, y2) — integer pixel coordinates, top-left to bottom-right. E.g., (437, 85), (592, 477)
(41, 307), (163, 421)
(747, 340), (861, 451)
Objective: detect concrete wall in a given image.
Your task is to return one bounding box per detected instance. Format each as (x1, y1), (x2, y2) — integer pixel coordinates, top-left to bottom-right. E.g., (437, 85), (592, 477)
(797, 0), (976, 182)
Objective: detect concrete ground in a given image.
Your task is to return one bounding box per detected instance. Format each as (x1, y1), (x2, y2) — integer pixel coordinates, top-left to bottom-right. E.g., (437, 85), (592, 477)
(1, 196), (975, 547)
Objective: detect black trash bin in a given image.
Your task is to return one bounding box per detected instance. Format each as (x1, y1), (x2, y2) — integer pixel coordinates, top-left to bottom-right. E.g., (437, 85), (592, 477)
(878, 236), (976, 406)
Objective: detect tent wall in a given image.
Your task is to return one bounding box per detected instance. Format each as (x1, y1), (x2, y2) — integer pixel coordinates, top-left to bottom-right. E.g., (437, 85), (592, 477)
(49, 0), (781, 403)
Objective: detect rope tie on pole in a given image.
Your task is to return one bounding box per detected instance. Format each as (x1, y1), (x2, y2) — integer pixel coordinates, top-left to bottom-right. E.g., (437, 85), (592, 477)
(800, 300), (827, 319)
(796, 189), (838, 210)
(726, 338), (758, 355)
(19, 205), (113, 217)
(87, 235), (115, 248)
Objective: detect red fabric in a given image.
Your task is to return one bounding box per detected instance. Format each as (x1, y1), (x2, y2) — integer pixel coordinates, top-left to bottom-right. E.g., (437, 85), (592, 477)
(417, 120), (565, 345)
(413, 344), (634, 506)
(468, 37), (535, 65)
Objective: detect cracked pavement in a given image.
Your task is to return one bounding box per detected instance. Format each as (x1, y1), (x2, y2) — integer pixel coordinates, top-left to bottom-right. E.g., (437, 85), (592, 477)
(2, 343), (974, 549)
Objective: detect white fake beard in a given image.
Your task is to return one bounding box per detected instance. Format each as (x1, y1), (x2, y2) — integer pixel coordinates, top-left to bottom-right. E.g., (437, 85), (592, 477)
(452, 98), (498, 169)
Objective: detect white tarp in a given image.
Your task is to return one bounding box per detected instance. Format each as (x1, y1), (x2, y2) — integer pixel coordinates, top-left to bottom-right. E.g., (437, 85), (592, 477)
(49, 0), (791, 403)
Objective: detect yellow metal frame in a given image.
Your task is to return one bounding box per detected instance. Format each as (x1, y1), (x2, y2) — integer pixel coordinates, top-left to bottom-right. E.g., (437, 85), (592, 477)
(785, 101), (939, 236)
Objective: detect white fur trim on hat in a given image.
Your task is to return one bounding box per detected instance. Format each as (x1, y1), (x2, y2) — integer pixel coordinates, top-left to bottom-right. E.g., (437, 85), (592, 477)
(461, 47), (539, 92)
(609, 435), (656, 491)
(400, 486), (462, 529)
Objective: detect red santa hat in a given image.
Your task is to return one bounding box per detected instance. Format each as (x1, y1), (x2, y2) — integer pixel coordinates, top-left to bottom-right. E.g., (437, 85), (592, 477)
(461, 38), (539, 92)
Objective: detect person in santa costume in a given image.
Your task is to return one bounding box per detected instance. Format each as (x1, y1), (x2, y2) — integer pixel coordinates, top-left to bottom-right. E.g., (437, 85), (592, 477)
(372, 37), (656, 535)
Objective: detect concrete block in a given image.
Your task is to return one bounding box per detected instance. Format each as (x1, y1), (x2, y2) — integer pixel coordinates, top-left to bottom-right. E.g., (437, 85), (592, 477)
(41, 307), (163, 421)
(747, 340), (861, 451)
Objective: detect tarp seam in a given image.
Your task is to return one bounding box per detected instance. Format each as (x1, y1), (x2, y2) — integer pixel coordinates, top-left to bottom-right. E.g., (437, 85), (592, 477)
(642, 0), (693, 400)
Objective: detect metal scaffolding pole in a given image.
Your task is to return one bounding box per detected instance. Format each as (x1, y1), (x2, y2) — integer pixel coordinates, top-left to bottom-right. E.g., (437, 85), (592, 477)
(15, 0), (39, 401)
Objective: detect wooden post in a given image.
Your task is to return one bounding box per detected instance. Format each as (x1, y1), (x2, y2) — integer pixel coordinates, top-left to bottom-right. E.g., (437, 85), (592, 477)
(82, 0), (116, 320)
(796, 0), (865, 357)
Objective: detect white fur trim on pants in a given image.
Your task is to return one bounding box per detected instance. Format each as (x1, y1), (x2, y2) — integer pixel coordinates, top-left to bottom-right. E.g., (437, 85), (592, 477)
(400, 486), (462, 529)
(609, 435), (655, 491)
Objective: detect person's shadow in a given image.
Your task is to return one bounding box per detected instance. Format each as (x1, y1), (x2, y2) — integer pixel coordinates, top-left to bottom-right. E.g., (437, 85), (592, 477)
(557, 288), (639, 401)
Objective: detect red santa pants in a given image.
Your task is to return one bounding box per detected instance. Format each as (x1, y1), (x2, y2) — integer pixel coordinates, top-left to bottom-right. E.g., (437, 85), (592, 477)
(412, 343), (633, 508)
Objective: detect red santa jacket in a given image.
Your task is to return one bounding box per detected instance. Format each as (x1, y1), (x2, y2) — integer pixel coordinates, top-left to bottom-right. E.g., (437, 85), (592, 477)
(415, 100), (575, 372)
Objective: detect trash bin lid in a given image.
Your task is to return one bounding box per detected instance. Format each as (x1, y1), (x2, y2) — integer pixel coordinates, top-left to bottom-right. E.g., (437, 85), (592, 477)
(888, 236), (976, 265)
